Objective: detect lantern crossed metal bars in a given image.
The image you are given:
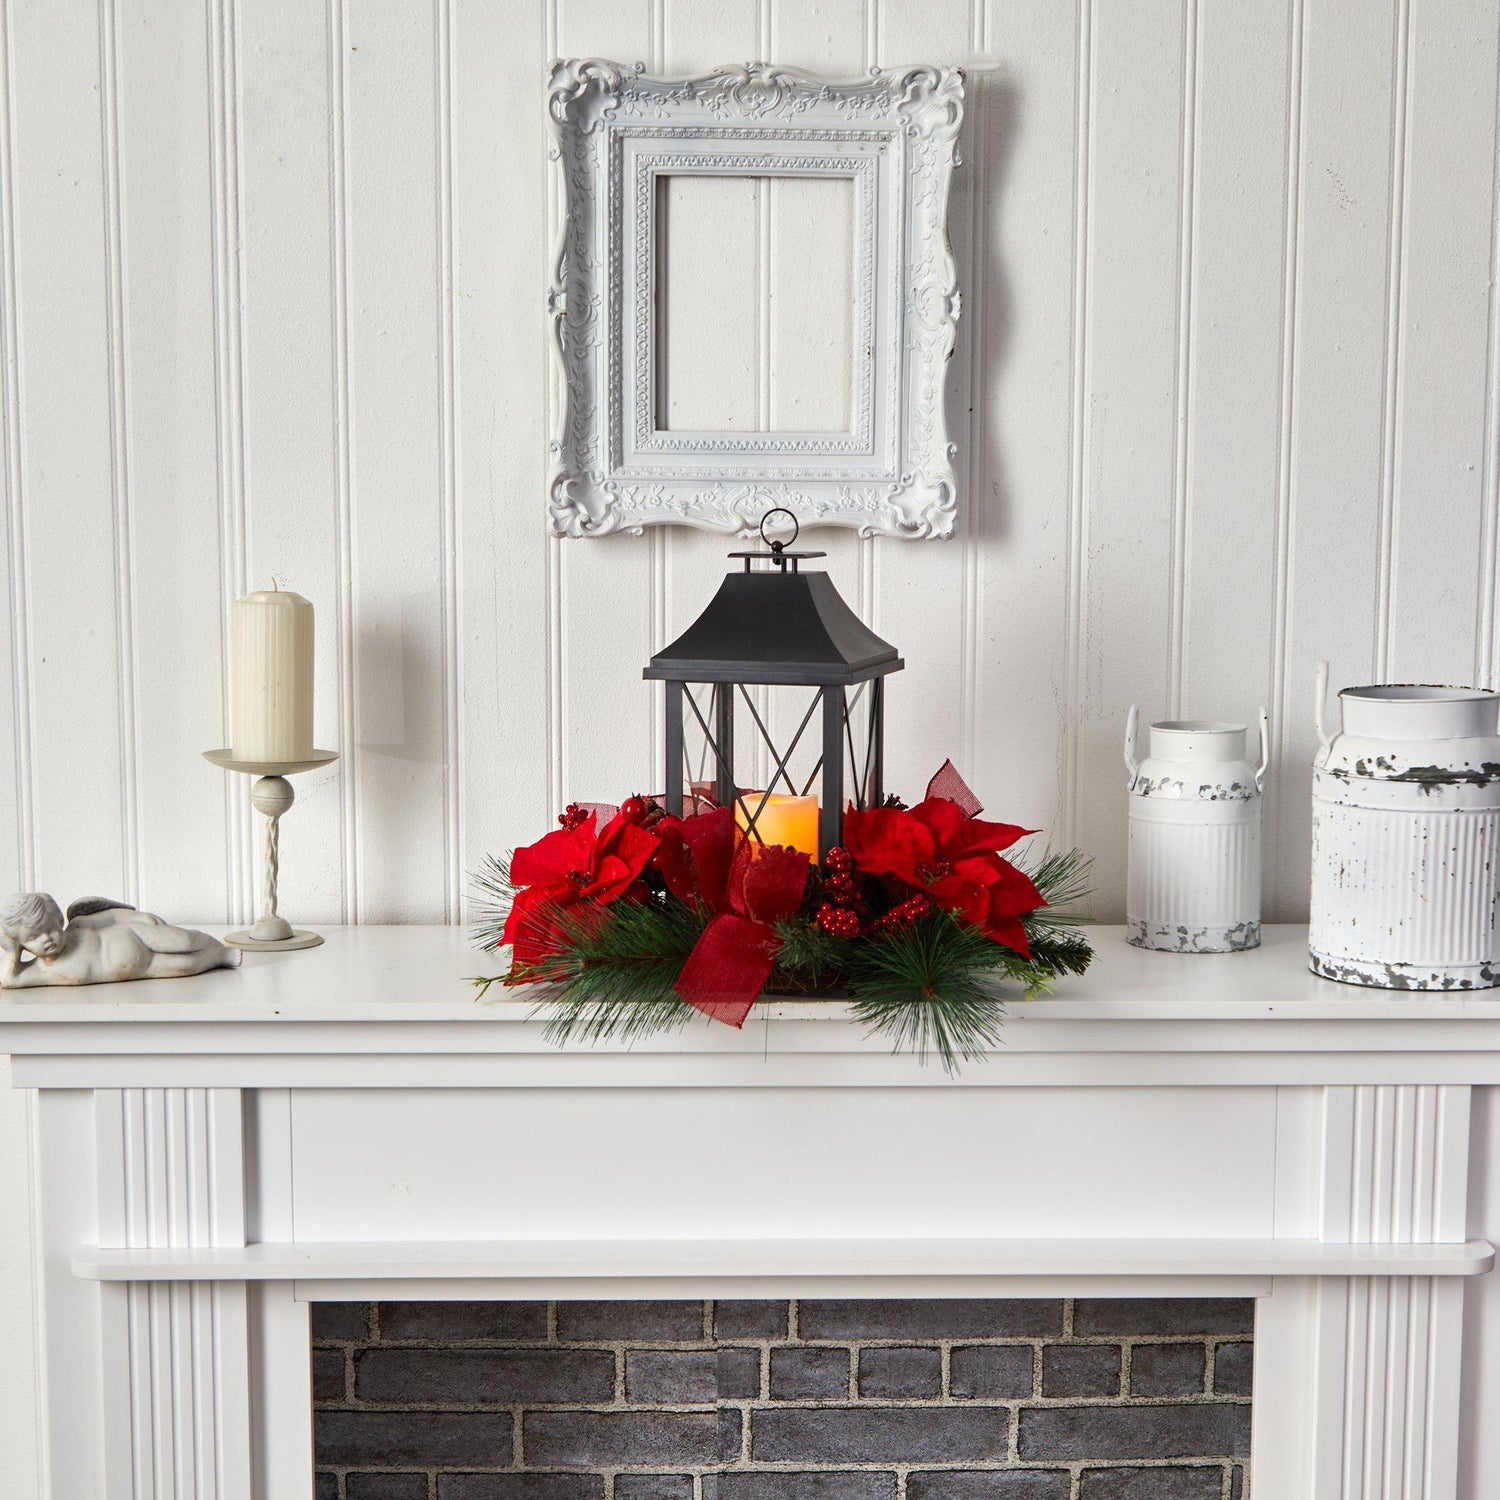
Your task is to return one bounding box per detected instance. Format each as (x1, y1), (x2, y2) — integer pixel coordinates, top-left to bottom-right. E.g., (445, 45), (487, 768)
(643, 512), (904, 860)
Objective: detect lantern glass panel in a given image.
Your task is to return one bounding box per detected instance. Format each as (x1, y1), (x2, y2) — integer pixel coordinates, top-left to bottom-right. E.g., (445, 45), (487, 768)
(675, 678), (883, 856)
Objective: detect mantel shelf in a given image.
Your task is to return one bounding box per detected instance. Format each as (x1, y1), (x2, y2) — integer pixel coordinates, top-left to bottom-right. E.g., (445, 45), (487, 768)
(12, 923), (1500, 1086)
(71, 1235), (1496, 1284)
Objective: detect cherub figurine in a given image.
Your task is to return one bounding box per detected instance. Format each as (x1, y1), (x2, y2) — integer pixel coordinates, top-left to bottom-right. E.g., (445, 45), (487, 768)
(0, 894), (241, 988)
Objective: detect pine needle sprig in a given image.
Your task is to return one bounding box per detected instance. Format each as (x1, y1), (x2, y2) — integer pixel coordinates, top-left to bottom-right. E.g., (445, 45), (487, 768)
(1017, 846), (1095, 926)
(770, 918), (848, 992)
(469, 853), (516, 951)
(846, 911), (1009, 1069)
(478, 897), (706, 1045)
(1019, 926), (1094, 980)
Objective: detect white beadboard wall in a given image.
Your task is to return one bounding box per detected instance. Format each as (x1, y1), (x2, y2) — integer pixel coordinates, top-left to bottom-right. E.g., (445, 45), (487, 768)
(3, 0), (1500, 1492)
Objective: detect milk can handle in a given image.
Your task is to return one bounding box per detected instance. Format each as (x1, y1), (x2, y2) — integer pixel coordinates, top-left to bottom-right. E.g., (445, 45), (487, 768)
(1124, 705), (1140, 789)
(1313, 660), (1334, 762)
(1255, 706), (1270, 790)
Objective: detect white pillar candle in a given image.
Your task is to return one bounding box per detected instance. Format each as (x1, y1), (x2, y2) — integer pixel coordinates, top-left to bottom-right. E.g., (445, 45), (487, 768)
(231, 588), (314, 763)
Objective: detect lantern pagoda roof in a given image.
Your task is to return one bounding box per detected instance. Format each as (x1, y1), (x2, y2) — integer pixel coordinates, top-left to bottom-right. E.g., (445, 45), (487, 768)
(644, 568), (904, 686)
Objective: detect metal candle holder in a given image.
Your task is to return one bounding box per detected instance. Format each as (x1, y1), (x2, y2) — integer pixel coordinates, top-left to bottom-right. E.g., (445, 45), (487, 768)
(202, 748), (339, 951)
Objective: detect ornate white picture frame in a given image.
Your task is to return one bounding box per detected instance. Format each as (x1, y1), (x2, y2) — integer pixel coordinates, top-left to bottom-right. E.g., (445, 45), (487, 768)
(546, 60), (966, 539)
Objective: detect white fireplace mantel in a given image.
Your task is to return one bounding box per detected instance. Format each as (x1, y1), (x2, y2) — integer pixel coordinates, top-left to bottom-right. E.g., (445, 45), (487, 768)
(3, 923), (1498, 1499)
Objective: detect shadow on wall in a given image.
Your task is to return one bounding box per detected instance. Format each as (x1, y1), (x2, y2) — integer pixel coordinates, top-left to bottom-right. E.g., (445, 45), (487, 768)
(951, 68), (1019, 551)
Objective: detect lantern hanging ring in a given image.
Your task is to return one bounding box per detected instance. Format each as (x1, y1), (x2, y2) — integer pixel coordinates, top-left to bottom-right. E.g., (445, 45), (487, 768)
(760, 507), (800, 555)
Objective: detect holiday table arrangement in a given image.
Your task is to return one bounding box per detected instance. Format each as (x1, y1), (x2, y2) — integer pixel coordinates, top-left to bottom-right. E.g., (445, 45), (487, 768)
(473, 515), (1092, 1068)
(473, 760), (1091, 1070)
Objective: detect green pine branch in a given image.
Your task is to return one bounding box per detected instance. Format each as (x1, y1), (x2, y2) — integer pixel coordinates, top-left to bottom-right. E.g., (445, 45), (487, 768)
(469, 853), (516, 952)
(473, 894), (705, 1044)
(468, 842), (1097, 1074)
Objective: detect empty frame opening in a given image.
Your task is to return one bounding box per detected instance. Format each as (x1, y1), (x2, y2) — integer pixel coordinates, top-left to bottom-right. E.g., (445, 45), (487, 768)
(654, 173), (857, 435)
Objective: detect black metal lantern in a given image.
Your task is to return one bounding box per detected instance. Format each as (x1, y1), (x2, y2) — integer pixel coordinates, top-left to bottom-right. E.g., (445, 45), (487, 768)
(644, 511), (903, 859)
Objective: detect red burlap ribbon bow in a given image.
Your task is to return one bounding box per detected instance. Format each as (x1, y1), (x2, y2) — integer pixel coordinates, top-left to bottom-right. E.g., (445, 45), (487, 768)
(656, 807), (810, 1027)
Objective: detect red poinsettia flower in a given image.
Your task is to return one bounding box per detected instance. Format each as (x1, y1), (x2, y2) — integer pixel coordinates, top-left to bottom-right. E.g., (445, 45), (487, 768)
(501, 809), (659, 968)
(656, 806), (810, 1027)
(842, 790), (1044, 957)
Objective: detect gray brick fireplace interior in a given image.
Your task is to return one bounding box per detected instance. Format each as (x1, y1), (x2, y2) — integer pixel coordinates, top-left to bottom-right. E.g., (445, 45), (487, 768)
(311, 1299), (1253, 1498)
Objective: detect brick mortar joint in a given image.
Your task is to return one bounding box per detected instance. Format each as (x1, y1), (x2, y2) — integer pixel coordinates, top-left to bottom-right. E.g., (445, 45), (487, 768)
(314, 1301), (1253, 1484)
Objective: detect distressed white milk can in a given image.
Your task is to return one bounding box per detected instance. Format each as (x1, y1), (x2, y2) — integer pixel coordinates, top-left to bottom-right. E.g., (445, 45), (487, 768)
(1124, 708), (1268, 952)
(1309, 663), (1500, 988)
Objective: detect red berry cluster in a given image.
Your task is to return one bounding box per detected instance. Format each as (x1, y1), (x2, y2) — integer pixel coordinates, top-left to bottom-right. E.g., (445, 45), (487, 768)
(870, 891), (933, 934)
(815, 846), (862, 939)
(558, 802), (589, 830)
(815, 903), (861, 939)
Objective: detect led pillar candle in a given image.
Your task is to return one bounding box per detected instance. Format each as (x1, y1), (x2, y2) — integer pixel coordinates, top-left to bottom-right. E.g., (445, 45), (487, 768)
(231, 587), (314, 763)
(737, 792), (820, 858)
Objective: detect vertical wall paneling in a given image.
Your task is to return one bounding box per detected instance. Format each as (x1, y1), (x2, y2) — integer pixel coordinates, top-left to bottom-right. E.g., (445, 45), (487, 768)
(234, 0), (345, 926)
(344, 0), (450, 921)
(10, 0), (128, 898)
(118, 0), (229, 921)
(1061, 0), (1093, 853)
(554, 0), (658, 809)
(871, 0), (975, 802)
(1269, 0), (1400, 919)
(752, 0), (875, 797)
(208, 0), (251, 921)
(1481, 55), (1500, 692)
(975, 0), (1079, 842)
(1265, 0), (1306, 926)
(0, 0), (28, 892)
(451, 0), (553, 881)
(962, 9), (986, 783)
(0, 4), (1493, 936)
(1176, 3), (1290, 734)
(99, 0), (139, 907)
(1071, 0), (1187, 907)
(545, 0), (562, 822)
(658, 0), (773, 798)
(0, 4), (35, 1486)
(1373, 0), (1413, 685)
(435, 0), (461, 921)
(1165, 0), (1198, 721)
(328, 0), (359, 920)
(1383, 0), (1500, 687)
(648, 0), (666, 798)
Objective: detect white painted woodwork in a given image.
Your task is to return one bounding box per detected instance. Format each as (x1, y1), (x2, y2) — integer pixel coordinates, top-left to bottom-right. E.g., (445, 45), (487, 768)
(93, 1087), (253, 1499)
(4, 0), (1500, 1490)
(1, 925), (1499, 1498)
(283, 1082), (1276, 1241)
(70, 1236), (1496, 1286)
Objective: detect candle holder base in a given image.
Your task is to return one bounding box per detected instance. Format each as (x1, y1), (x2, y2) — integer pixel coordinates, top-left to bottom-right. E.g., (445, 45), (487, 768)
(203, 749), (339, 959)
(224, 929), (324, 952)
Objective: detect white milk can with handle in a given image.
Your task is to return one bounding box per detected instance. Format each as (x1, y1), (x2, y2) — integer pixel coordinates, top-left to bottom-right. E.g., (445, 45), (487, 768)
(1309, 663), (1500, 988)
(1125, 709), (1268, 952)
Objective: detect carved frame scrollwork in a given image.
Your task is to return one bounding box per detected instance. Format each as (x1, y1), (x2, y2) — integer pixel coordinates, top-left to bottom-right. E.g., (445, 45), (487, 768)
(546, 59), (966, 539)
